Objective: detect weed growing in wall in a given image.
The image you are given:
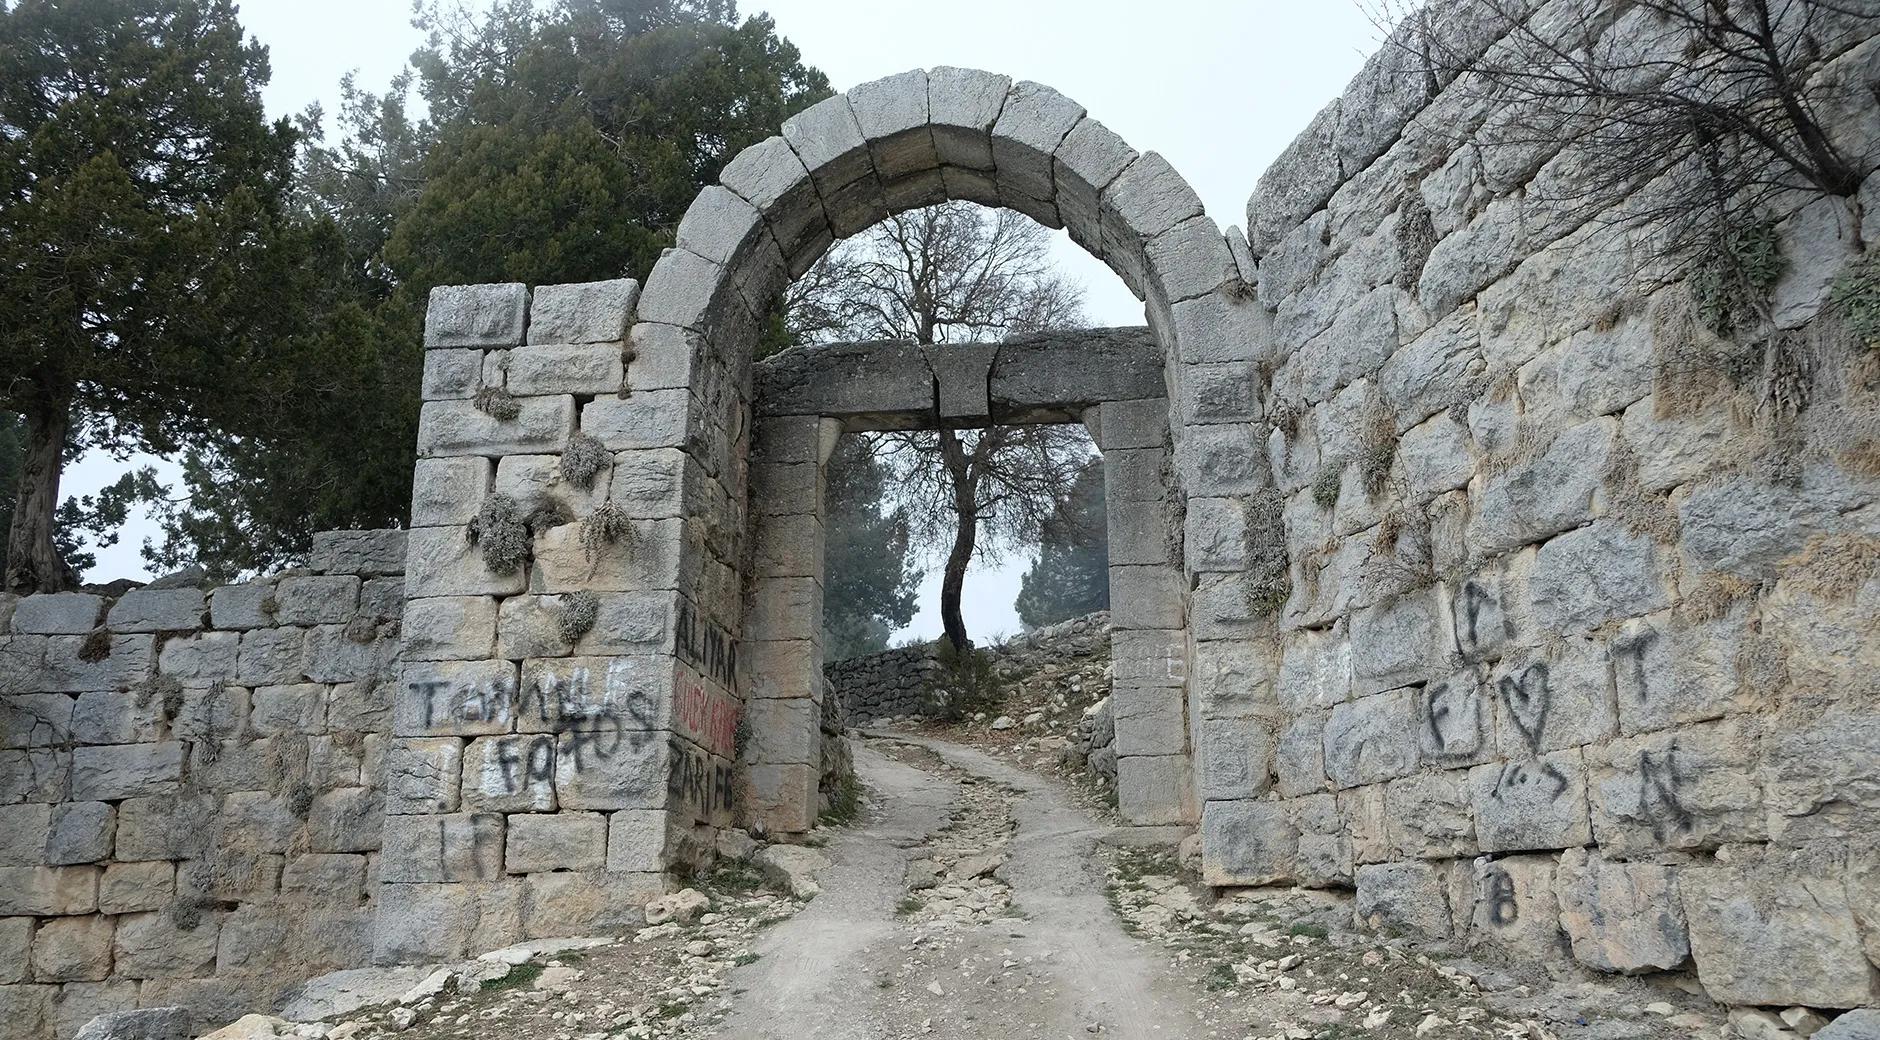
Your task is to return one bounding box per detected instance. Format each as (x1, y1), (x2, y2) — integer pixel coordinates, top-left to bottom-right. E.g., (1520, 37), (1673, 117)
(1690, 217), (1785, 339)
(472, 384), (522, 421)
(560, 431), (611, 490)
(1830, 252), (1880, 351)
(1312, 464), (1343, 509)
(557, 590), (601, 643)
(76, 626), (111, 662)
(467, 494), (532, 574)
(580, 501), (632, 561)
(1243, 489), (1291, 619)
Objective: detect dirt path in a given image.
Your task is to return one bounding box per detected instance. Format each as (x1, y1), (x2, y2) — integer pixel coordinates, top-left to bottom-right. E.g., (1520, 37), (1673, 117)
(704, 733), (1220, 1039)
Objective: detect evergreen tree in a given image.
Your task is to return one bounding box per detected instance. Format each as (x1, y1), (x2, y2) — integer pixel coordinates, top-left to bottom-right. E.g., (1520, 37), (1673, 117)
(141, 0), (829, 577)
(0, 0), (304, 592)
(823, 437), (921, 662)
(1015, 458), (1109, 629)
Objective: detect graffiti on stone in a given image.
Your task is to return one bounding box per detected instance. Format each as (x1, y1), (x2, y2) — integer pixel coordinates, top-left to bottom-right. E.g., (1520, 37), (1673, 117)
(1611, 626), (1660, 706)
(675, 602), (738, 691)
(1482, 866), (1519, 926)
(1498, 663), (1551, 753)
(1417, 678), (1483, 760)
(1490, 759), (1570, 803)
(1638, 741), (1693, 841)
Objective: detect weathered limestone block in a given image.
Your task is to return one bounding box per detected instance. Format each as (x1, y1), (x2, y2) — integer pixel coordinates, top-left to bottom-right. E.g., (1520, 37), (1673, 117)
(425, 283), (527, 349)
(1201, 799), (1296, 886)
(1415, 670), (1493, 767)
(605, 809), (670, 874)
(247, 683), (324, 736)
(404, 526), (528, 599)
(462, 734), (557, 813)
(303, 622), (390, 684)
(1610, 610), (1754, 736)
(505, 812), (606, 873)
(555, 730), (670, 812)
(1529, 521), (1669, 634)
(411, 457), (492, 529)
(1292, 287), (1396, 406)
(1323, 688), (1419, 789)
(0, 805), (47, 865)
(1196, 716), (1273, 801)
(1107, 566), (1185, 631)
(779, 98), (883, 236)
(1354, 861), (1450, 938)
(98, 862), (173, 915)
(2, 694), (74, 749)
(719, 133), (829, 274)
(31, 914), (113, 982)
(207, 582), (274, 631)
(0, 865), (97, 915)
(1490, 639), (1616, 757)
(1116, 754), (1190, 826)
(402, 595), (499, 662)
(417, 396), (576, 458)
(1186, 638), (1274, 719)
(153, 631), (237, 683)
(1461, 854), (1565, 960)
(744, 697), (816, 766)
(0, 917), (28, 983)
(1277, 625), (1353, 713)
(1380, 305), (1486, 429)
(12, 594), (102, 635)
(1287, 794), (1352, 886)
(1763, 705), (1880, 844)
(1679, 465), (1868, 579)
(528, 279), (636, 345)
(105, 588), (204, 633)
(1176, 424), (1269, 497)
(1384, 771), (1475, 858)
(281, 852), (367, 902)
(1397, 412), (1473, 501)
(234, 626), (306, 686)
(1467, 418), (1615, 556)
(380, 812), (505, 883)
(496, 454), (612, 520)
(1553, 848), (1688, 973)
(1277, 712), (1328, 798)
(1246, 101), (1341, 256)
(520, 870), (661, 940)
(506, 343), (626, 398)
(1055, 117), (1138, 249)
(988, 79), (1083, 217)
(1419, 197), (1524, 316)
(580, 390), (691, 454)
(113, 910), (221, 980)
(1469, 748), (1592, 852)
(1146, 216), (1237, 307)
(71, 743), (183, 801)
(308, 787), (381, 855)
(69, 691), (163, 747)
(270, 578), (359, 629)
(1179, 361), (1263, 430)
(1588, 718), (1763, 855)
(1350, 591), (1441, 697)
(46, 802), (114, 865)
(393, 659), (519, 738)
(422, 348), (481, 400)
(385, 738), (464, 815)
(1682, 860), (1873, 1008)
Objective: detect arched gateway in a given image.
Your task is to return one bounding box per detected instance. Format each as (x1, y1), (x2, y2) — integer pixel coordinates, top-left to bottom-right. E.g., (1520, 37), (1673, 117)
(395, 68), (1272, 959)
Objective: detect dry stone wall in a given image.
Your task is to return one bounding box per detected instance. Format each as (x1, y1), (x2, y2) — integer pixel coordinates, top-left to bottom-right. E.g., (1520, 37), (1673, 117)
(1203, 0), (1880, 1014)
(0, 531), (406, 1039)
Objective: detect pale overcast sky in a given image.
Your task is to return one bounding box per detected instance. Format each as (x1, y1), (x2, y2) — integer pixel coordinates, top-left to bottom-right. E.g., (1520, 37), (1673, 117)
(67, 0), (1376, 642)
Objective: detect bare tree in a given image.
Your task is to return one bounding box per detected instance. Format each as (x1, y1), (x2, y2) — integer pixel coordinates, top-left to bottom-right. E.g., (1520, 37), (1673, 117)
(1360, 0), (1876, 425)
(1364, 0), (1873, 265)
(789, 203), (1091, 651)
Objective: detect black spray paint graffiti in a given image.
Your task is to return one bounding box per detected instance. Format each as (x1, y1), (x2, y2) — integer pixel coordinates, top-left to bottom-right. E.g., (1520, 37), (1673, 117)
(1453, 580), (1508, 661)
(1482, 867), (1519, 926)
(1490, 759), (1571, 803)
(1498, 663), (1551, 753)
(1611, 627), (1661, 705)
(1419, 680), (1481, 758)
(1638, 740), (1694, 840)
(675, 602), (738, 691)
(666, 735), (735, 818)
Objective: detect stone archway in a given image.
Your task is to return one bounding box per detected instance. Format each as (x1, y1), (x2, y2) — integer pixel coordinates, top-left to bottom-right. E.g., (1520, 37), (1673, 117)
(630, 68), (1274, 839)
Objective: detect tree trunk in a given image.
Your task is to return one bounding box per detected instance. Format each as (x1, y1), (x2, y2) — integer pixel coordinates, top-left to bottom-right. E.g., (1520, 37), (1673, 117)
(5, 396), (75, 595)
(937, 428), (977, 653)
